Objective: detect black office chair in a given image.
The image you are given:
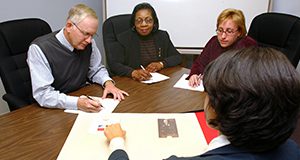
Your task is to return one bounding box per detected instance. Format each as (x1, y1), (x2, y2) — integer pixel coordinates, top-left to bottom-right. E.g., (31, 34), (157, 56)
(248, 12), (300, 67)
(0, 18), (52, 111)
(102, 14), (131, 75)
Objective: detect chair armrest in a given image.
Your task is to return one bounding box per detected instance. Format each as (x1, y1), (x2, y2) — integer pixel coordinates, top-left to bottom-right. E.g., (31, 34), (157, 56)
(2, 93), (30, 111)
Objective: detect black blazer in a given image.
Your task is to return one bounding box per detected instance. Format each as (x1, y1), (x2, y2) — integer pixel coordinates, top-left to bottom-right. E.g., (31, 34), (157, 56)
(108, 139), (300, 160)
(107, 29), (182, 77)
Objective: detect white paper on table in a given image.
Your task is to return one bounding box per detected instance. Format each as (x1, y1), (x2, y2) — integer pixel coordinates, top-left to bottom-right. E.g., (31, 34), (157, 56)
(57, 113), (208, 160)
(64, 96), (120, 114)
(141, 72), (170, 84)
(173, 74), (204, 92)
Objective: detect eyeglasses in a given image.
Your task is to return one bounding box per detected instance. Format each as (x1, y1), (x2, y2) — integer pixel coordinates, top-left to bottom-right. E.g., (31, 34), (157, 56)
(72, 22), (98, 38)
(135, 17), (153, 25)
(216, 28), (238, 36)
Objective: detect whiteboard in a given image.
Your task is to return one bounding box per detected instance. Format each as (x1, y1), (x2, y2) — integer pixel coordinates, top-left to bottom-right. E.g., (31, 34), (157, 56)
(104, 0), (270, 49)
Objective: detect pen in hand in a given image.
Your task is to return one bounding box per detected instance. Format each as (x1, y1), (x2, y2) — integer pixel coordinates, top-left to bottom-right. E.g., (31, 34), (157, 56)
(195, 74), (202, 87)
(139, 65), (152, 80)
(197, 74), (202, 80)
(140, 65), (146, 71)
(84, 94), (102, 108)
(190, 74), (202, 88)
(86, 95), (95, 101)
(140, 65), (152, 77)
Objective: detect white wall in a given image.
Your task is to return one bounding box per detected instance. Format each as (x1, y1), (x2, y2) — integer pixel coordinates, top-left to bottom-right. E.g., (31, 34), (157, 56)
(0, 0), (104, 115)
(271, 0), (300, 17)
(105, 0), (269, 49)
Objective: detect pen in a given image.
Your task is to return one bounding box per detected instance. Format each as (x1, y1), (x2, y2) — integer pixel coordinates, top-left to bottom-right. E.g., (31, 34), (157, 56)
(140, 65), (152, 79)
(84, 94), (103, 108)
(140, 65), (146, 71)
(191, 74), (202, 88)
(85, 94), (95, 101)
(197, 74), (202, 80)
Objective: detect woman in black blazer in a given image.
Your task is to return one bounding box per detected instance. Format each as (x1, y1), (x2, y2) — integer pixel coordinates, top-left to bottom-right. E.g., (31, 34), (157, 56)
(104, 47), (300, 160)
(107, 2), (182, 81)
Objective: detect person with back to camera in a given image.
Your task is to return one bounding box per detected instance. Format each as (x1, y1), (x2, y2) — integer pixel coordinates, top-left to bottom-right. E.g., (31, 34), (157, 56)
(187, 8), (257, 87)
(107, 2), (182, 81)
(104, 47), (300, 160)
(27, 4), (128, 112)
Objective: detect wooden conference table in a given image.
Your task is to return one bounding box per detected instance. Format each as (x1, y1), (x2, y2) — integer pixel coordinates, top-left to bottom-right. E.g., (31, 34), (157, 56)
(0, 66), (206, 160)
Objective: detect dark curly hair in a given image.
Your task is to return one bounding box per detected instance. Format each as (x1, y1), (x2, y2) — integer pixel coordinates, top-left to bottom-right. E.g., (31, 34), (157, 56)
(130, 2), (159, 33)
(203, 47), (300, 152)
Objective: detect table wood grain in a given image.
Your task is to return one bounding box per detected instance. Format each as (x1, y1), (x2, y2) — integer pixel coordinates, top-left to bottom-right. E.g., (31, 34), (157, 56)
(0, 66), (205, 160)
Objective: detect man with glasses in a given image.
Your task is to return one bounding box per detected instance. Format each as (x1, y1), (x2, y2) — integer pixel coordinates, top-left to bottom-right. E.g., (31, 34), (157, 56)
(27, 4), (128, 112)
(187, 8), (257, 87)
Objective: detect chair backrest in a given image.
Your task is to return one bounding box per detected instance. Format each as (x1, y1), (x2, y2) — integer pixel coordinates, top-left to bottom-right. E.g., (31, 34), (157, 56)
(102, 14), (131, 74)
(0, 18), (52, 111)
(248, 12), (300, 67)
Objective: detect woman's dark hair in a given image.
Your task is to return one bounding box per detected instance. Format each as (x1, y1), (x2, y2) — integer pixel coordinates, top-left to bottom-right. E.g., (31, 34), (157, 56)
(203, 47), (300, 152)
(130, 2), (159, 33)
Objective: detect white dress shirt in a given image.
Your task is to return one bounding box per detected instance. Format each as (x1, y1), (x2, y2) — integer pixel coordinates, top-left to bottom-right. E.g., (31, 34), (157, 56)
(27, 28), (112, 109)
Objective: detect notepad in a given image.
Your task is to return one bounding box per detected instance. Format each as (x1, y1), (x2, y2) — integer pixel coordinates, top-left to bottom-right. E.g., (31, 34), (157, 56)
(173, 74), (204, 92)
(141, 72), (170, 84)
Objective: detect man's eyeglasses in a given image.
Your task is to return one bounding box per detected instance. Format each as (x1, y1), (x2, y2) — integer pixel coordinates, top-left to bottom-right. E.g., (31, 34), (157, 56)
(72, 22), (98, 38)
(135, 18), (153, 25)
(216, 28), (238, 36)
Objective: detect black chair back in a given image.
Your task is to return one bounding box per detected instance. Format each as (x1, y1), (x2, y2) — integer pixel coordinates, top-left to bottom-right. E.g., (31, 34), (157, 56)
(248, 12), (300, 67)
(0, 18), (52, 111)
(102, 14), (131, 75)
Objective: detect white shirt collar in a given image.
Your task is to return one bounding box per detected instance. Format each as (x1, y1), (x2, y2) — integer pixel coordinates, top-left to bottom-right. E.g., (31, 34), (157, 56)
(55, 28), (74, 52)
(206, 134), (230, 152)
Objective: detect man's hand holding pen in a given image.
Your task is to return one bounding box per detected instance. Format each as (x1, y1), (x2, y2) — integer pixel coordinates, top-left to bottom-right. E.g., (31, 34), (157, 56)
(77, 95), (102, 112)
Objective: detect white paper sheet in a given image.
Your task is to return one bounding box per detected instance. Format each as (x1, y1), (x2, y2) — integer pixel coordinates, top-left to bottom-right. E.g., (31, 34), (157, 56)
(57, 113), (208, 160)
(173, 74), (204, 92)
(141, 72), (170, 84)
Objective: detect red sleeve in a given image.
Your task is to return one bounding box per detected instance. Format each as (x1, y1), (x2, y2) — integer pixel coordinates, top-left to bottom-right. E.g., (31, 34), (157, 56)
(187, 36), (218, 79)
